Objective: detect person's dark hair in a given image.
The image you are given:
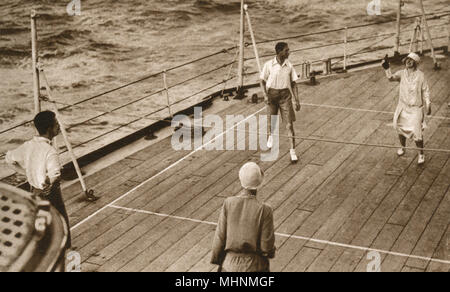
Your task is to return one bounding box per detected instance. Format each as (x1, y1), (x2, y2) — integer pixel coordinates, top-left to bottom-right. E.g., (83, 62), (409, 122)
(275, 42), (288, 54)
(34, 111), (56, 135)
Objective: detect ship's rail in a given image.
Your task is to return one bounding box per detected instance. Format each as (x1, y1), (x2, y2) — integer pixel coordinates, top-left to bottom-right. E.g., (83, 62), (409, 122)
(0, 9), (449, 163)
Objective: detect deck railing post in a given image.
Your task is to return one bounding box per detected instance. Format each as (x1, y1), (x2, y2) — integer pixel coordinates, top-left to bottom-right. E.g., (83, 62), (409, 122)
(39, 68), (98, 202)
(243, 5), (268, 103)
(306, 62), (310, 78)
(31, 10), (41, 115)
(409, 17), (420, 53)
(343, 27), (348, 72)
(236, 0), (245, 97)
(302, 62), (306, 79)
(394, 0), (402, 60)
(323, 59), (331, 75)
(163, 70), (172, 118)
(420, 16), (424, 55)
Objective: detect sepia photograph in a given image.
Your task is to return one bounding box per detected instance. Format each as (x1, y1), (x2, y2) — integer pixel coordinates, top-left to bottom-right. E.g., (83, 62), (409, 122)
(0, 0), (449, 276)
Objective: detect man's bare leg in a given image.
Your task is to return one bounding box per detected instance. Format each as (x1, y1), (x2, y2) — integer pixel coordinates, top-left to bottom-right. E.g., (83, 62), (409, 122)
(416, 139), (425, 164)
(398, 134), (406, 156)
(287, 122), (297, 162)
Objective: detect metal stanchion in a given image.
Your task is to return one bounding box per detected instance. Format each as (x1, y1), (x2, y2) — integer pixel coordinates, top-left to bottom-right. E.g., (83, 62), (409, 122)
(343, 27), (348, 72)
(418, 0), (439, 69)
(31, 10), (41, 115)
(236, 0), (245, 98)
(39, 67), (98, 202)
(243, 4), (269, 103)
(393, 0), (403, 61)
(163, 70), (172, 118)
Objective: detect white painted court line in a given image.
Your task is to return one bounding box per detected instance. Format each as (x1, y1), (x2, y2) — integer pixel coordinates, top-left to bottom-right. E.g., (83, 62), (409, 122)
(302, 102), (450, 121)
(71, 106), (267, 231)
(109, 204), (450, 266)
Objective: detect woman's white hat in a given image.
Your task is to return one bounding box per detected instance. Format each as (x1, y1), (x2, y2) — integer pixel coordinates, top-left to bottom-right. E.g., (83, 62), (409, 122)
(239, 162), (264, 190)
(404, 52), (421, 63)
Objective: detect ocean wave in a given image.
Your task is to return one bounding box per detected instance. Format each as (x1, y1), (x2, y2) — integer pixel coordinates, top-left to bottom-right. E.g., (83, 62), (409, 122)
(0, 47), (29, 58)
(193, 0), (241, 13)
(0, 27), (29, 35)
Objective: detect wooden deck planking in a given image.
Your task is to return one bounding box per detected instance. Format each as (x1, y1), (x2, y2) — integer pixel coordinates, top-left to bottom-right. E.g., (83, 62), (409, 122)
(165, 230), (215, 272)
(426, 224), (450, 272)
(270, 236), (309, 272)
(78, 151), (248, 267)
(298, 73), (444, 270)
(69, 97), (260, 256)
(61, 57), (450, 272)
(69, 102), (255, 240)
(66, 148), (190, 220)
(273, 119), (382, 229)
(282, 247), (322, 272)
(205, 71), (373, 209)
(373, 99), (450, 271)
(141, 222), (215, 272)
(326, 84), (450, 272)
(298, 73), (398, 214)
(118, 209), (221, 272)
(405, 173), (449, 270)
(352, 223), (405, 272)
(88, 144), (251, 270)
(331, 132), (446, 270)
(271, 74), (385, 227)
(273, 59), (449, 272)
(303, 130), (396, 271)
(326, 72), (448, 270)
(188, 251), (217, 272)
(66, 96), (254, 204)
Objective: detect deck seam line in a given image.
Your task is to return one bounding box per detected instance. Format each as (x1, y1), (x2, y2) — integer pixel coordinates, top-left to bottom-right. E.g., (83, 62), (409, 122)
(70, 106), (266, 231)
(108, 204), (450, 265)
(301, 102), (450, 121)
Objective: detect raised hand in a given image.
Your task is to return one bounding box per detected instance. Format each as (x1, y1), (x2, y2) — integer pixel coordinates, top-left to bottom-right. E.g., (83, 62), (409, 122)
(294, 101), (301, 112)
(381, 54), (390, 70)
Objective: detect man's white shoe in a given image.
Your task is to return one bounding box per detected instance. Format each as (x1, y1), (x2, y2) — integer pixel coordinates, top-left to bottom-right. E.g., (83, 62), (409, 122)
(397, 148), (405, 156)
(267, 135), (273, 149)
(290, 149), (298, 163)
(418, 154), (425, 165)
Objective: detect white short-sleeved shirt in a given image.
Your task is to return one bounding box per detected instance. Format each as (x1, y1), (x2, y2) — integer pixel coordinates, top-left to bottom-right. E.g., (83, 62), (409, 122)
(260, 57), (298, 90)
(5, 136), (61, 190)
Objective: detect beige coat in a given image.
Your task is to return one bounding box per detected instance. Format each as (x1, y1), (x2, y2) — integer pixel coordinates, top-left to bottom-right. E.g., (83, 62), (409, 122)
(211, 191), (276, 272)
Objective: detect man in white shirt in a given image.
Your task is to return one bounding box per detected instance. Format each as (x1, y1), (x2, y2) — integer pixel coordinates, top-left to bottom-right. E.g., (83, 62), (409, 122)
(260, 42), (300, 162)
(6, 110), (71, 247)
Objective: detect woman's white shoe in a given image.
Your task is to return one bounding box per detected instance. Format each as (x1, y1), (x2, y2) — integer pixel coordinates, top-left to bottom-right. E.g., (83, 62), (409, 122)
(418, 154), (425, 165)
(290, 149), (298, 163)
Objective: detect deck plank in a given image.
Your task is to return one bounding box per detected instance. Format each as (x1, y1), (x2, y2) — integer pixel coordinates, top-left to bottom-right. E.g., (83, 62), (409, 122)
(282, 247), (322, 272)
(61, 57), (450, 272)
(426, 224), (450, 272)
(165, 230), (215, 272)
(352, 223), (404, 272)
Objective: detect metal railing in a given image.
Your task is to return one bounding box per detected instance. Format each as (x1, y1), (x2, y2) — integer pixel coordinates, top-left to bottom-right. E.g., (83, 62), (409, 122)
(1, 9), (449, 161)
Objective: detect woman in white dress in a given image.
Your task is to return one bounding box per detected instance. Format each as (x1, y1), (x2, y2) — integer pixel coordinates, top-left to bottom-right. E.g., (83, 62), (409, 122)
(382, 52), (431, 164)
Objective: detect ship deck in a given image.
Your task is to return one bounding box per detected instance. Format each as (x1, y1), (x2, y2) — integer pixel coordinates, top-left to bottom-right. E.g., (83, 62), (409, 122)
(65, 55), (450, 272)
